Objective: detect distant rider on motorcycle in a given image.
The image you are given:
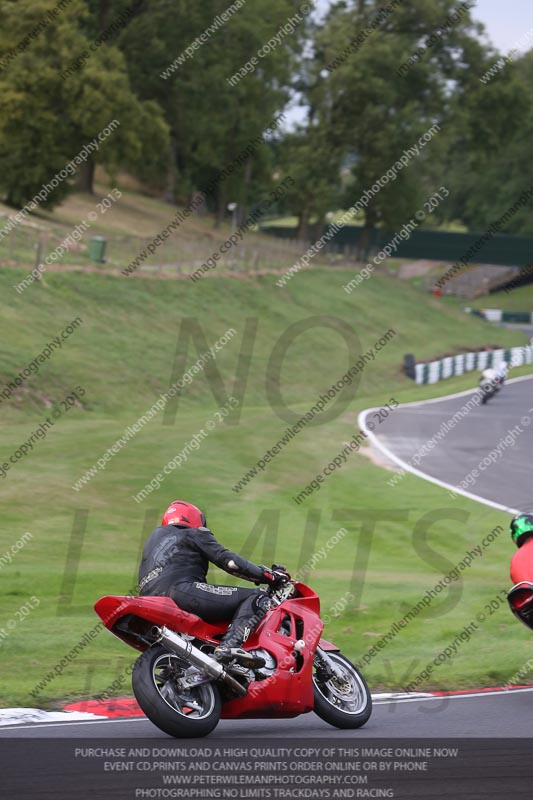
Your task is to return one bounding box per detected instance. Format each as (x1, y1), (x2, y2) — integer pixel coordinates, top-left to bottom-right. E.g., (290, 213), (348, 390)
(138, 501), (289, 663)
(480, 360), (508, 388)
(479, 360), (508, 402)
(480, 366), (498, 384)
(497, 360), (509, 385)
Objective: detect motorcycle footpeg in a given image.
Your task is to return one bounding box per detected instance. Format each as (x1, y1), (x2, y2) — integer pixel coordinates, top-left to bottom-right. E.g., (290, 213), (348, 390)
(225, 662), (252, 677)
(216, 647), (266, 669)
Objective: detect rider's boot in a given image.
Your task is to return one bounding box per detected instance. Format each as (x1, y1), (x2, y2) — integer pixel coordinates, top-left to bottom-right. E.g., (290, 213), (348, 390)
(213, 593), (272, 667)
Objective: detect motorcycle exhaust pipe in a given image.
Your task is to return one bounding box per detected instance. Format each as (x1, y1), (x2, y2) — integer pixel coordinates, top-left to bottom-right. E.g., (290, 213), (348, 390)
(152, 625), (247, 697)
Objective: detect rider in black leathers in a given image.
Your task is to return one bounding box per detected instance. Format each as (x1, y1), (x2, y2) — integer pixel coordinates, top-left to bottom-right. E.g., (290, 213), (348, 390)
(138, 500), (288, 662)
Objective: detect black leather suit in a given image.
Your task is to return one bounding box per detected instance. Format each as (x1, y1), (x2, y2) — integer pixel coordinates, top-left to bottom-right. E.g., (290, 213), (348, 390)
(138, 524), (271, 647)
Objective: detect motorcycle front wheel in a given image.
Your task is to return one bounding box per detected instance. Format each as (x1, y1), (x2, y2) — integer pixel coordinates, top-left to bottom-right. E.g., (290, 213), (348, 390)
(312, 651), (372, 729)
(132, 645), (221, 738)
(480, 384), (495, 404)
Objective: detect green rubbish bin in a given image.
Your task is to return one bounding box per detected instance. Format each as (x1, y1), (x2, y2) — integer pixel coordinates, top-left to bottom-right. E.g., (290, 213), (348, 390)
(88, 236), (107, 263)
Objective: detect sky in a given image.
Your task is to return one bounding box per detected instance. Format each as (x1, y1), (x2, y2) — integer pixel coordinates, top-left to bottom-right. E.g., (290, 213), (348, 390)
(471, 0), (533, 52)
(284, 0), (533, 126)
(313, 0), (533, 52)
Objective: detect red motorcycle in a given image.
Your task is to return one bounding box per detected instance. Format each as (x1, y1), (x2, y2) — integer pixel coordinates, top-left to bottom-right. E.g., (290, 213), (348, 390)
(508, 538), (533, 629)
(94, 578), (372, 738)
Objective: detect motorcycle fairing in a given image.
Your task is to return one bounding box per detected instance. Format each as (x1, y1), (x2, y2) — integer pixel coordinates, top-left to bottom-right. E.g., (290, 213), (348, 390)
(94, 595), (229, 651)
(221, 596), (323, 718)
(508, 581), (533, 630)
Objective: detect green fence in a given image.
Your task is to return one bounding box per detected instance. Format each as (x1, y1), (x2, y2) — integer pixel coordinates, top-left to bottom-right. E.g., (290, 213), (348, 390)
(261, 224), (533, 268)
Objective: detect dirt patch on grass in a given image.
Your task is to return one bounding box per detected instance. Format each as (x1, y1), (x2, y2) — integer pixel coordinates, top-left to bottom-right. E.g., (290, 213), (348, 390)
(359, 443), (400, 472)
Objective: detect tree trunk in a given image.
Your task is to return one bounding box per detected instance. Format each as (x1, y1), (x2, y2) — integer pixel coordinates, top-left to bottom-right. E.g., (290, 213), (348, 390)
(163, 141), (177, 203)
(310, 214), (326, 241)
(98, 0), (112, 31)
(238, 158), (253, 225)
(359, 207), (377, 261)
(297, 210), (310, 241)
(5, 192), (19, 209)
(77, 160), (95, 194)
(215, 190), (226, 227)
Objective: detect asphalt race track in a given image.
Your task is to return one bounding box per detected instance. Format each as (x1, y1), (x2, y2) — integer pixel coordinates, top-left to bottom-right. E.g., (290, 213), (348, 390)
(2, 688), (533, 738)
(360, 375), (533, 513)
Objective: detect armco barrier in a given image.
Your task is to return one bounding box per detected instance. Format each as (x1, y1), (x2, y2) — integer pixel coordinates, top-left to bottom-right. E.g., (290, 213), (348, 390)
(465, 308), (533, 324)
(410, 345), (533, 384)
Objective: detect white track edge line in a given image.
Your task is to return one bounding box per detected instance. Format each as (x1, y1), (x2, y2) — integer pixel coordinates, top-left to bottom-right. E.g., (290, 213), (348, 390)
(0, 716), (148, 730)
(373, 686), (533, 704)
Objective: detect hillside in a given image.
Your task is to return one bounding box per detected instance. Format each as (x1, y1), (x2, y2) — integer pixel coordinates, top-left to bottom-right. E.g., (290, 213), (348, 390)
(0, 179), (309, 276)
(1, 264), (531, 706)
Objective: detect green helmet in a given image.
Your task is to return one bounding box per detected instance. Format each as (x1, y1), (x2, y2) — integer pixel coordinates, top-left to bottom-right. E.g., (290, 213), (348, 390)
(510, 513), (533, 548)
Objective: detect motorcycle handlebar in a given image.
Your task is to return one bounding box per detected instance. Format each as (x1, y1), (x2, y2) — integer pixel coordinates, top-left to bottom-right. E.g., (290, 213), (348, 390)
(267, 581), (296, 605)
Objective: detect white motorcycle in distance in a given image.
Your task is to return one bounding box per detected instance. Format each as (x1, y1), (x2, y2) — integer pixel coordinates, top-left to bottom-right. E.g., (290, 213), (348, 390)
(479, 361), (508, 405)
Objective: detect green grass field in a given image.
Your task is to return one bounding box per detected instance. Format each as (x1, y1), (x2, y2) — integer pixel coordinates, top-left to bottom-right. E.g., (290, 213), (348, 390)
(467, 283), (533, 311)
(1, 264), (533, 708)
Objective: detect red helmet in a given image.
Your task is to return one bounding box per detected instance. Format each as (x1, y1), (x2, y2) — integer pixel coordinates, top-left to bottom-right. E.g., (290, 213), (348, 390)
(162, 500), (206, 528)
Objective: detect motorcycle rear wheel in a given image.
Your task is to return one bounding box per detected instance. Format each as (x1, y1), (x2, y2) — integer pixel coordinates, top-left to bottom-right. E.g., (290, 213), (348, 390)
(132, 645), (221, 738)
(313, 651), (372, 729)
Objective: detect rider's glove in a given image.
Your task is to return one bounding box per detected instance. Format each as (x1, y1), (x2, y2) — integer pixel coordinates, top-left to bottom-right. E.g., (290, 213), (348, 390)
(258, 565), (291, 588)
(271, 564), (291, 583)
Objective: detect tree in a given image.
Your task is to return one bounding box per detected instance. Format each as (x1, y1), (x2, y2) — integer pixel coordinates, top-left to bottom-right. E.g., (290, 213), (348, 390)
(442, 46), (533, 233)
(304, 0), (486, 241)
(278, 124), (344, 239)
(0, 0), (169, 207)
(0, 0), (88, 207)
(65, 45), (169, 194)
(118, 0), (306, 222)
